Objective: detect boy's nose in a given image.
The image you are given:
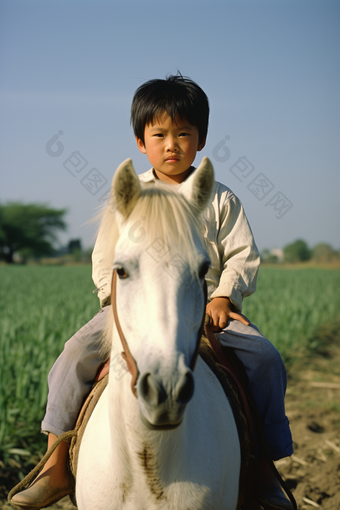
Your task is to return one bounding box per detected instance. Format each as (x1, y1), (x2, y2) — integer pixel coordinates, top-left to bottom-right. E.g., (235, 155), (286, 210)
(166, 137), (178, 151)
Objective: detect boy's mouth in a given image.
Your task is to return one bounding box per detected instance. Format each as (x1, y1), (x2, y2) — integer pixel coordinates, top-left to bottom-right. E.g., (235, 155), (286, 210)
(165, 156), (180, 162)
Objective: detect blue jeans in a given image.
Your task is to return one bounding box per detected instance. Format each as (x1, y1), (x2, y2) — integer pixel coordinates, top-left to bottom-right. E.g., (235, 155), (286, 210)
(41, 308), (109, 436)
(217, 318), (293, 460)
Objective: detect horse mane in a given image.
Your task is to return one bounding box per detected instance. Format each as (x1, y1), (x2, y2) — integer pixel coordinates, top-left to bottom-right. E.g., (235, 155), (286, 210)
(126, 184), (202, 261)
(99, 183), (204, 358)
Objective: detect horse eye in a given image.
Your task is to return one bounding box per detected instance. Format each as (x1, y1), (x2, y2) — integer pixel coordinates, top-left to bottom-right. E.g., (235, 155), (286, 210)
(116, 267), (128, 279)
(199, 262), (210, 279)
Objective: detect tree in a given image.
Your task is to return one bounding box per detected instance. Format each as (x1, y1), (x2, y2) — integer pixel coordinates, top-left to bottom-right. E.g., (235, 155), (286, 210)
(312, 243), (338, 263)
(0, 202), (67, 263)
(67, 238), (82, 262)
(68, 239), (82, 254)
(283, 239), (311, 263)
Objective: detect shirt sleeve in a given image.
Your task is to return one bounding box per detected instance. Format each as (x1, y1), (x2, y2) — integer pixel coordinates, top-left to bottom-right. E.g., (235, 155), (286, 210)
(92, 208), (119, 308)
(209, 192), (260, 312)
(92, 170), (154, 308)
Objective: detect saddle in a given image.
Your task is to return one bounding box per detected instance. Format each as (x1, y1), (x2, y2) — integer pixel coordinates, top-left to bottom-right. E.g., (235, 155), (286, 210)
(69, 375), (109, 481)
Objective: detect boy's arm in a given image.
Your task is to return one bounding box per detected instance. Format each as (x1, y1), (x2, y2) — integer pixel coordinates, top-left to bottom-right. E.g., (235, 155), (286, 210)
(206, 192), (260, 328)
(92, 208), (120, 308)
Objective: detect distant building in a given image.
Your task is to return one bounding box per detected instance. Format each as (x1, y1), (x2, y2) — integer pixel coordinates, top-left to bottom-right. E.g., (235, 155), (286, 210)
(271, 248), (284, 262)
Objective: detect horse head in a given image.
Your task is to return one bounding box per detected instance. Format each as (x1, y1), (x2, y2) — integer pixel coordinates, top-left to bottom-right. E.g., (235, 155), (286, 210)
(109, 157), (214, 429)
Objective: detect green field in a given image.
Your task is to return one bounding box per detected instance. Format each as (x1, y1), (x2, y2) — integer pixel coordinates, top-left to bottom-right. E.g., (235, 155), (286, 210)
(0, 265), (340, 477)
(242, 267), (340, 360)
(0, 266), (99, 476)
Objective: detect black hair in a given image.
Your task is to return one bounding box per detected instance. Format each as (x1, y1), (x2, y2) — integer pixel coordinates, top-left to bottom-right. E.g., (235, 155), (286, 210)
(131, 73), (209, 145)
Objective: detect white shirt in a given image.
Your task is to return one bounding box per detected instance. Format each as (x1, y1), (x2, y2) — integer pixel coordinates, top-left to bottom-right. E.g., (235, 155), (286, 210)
(92, 167), (260, 312)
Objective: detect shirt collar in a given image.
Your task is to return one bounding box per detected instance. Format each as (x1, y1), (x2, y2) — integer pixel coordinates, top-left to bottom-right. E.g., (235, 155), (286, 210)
(138, 168), (156, 183)
(138, 166), (196, 185)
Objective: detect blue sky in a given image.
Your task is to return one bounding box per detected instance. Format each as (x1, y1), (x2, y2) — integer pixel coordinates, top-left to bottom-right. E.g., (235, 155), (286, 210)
(1, 0), (339, 252)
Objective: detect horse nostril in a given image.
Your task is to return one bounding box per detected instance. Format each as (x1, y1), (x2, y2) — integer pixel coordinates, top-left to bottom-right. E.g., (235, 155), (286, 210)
(176, 371), (195, 405)
(139, 373), (167, 406)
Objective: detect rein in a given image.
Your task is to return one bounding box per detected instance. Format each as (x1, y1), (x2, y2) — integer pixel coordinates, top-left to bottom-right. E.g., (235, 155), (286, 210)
(111, 268), (207, 398)
(111, 269), (139, 396)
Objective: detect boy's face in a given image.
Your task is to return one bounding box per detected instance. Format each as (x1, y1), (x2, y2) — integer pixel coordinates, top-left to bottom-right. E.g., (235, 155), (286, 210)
(136, 113), (205, 184)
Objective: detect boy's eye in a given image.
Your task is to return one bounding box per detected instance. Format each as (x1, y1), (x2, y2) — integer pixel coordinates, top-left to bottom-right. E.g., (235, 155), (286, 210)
(179, 132), (190, 137)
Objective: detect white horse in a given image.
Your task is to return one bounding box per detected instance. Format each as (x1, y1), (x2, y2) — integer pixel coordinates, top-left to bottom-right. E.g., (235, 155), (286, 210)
(76, 157), (241, 510)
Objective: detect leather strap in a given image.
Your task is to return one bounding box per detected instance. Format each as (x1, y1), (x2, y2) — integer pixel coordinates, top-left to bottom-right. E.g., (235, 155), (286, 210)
(111, 269), (139, 397)
(111, 269), (207, 398)
(203, 318), (255, 443)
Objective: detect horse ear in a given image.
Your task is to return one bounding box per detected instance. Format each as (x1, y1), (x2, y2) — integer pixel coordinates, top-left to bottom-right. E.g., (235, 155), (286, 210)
(188, 157), (214, 212)
(112, 159), (141, 219)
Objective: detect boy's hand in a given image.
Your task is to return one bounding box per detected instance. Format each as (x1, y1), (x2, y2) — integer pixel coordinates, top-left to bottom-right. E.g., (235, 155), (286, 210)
(205, 297), (250, 331)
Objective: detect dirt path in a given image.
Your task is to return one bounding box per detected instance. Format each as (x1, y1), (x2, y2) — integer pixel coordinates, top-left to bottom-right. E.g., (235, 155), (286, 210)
(2, 341), (340, 510)
(275, 341), (340, 510)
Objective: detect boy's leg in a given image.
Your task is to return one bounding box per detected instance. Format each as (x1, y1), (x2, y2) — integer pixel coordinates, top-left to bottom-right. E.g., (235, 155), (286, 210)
(42, 307), (110, 435)
(216, 319), (294, 509)
(216, 317), (293, 461)
(10, 434), (72, 509)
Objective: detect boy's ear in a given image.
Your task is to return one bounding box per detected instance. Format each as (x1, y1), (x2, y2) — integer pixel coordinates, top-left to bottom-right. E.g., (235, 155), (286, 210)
(197, 137), (206, 152)
(112, 159), (141, 219)
(136, 136), (147, 154)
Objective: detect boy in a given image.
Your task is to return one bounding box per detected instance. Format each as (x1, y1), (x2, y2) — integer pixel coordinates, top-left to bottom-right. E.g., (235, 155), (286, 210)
(11, 75), (293, 510)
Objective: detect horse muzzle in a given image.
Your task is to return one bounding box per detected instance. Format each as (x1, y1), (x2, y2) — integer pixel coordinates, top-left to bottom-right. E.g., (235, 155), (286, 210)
(137, 369), (195, 430)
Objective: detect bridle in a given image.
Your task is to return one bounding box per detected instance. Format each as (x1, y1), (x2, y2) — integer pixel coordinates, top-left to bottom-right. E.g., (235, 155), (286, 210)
(111, 268), (208, 398)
